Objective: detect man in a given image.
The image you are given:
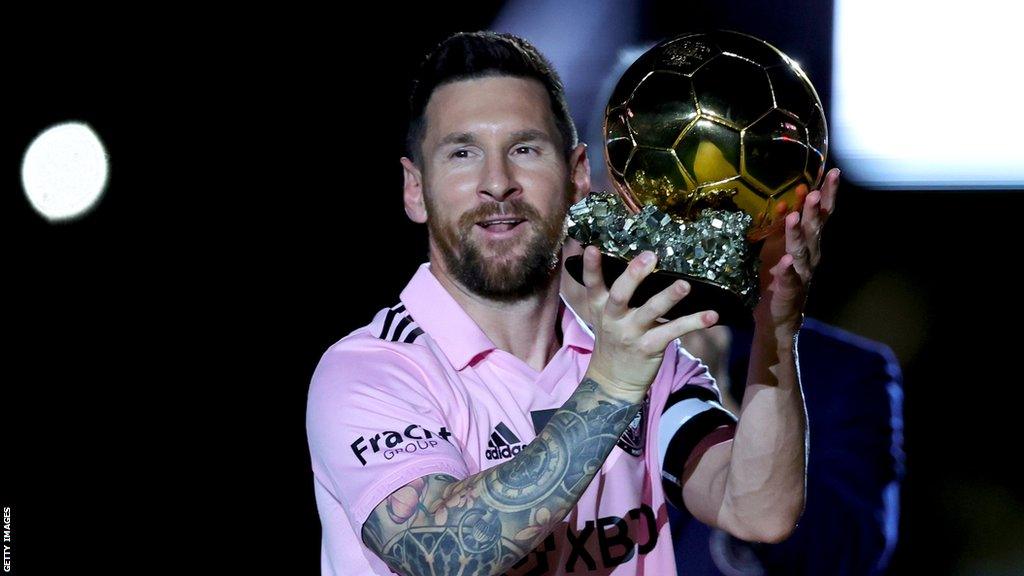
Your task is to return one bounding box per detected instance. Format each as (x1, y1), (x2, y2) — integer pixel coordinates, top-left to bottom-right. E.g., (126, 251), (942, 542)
(306, 31), (838, 575)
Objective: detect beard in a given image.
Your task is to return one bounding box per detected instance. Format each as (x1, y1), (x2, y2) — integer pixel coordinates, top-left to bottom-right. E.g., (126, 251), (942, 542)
(425, 191), (570, 302)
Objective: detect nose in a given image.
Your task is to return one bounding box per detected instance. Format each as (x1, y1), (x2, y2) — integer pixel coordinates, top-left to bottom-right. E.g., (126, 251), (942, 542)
(479, 154), (521, 202)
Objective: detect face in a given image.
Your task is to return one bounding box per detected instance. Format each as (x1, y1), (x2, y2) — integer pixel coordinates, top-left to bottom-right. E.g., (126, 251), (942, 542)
(403, 75), (588, 301)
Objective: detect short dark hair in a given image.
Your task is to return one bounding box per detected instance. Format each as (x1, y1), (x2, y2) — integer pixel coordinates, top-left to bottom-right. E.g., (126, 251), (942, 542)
(406, 31), (578, 166)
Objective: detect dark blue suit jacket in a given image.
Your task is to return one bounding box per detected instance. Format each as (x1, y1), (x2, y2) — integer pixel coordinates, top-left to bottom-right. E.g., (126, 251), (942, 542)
(671, 318), (905, 576)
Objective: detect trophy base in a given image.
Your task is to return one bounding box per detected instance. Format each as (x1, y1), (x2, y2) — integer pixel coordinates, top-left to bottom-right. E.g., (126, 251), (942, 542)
(564, 253), (753, 328)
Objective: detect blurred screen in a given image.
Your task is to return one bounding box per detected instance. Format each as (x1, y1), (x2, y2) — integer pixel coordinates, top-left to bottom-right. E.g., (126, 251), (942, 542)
(832, 0), (1024, 189)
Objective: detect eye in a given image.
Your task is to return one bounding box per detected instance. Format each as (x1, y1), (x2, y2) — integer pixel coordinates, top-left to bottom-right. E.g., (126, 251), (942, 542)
(514, 145), (538, 155)
(449, 149), (472, 159)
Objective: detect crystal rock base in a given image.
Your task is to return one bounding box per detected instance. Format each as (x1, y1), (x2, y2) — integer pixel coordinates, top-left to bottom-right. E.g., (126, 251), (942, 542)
(564, 253), (754, 327)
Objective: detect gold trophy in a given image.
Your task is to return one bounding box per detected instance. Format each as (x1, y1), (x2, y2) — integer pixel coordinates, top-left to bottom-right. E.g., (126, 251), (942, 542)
(565, 30), (828, 325)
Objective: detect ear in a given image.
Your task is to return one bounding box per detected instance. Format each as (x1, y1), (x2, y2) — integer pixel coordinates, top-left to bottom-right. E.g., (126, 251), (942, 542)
(568, 142), (591, 204)
(401, 157), (428, 223)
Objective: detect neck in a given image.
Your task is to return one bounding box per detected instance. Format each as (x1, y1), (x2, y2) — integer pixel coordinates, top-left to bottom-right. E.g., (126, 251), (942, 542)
(429, 260), (564, 372)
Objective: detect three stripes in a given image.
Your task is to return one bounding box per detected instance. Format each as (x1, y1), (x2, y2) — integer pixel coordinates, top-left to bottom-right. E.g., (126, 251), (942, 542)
(378, 303), (424, 344)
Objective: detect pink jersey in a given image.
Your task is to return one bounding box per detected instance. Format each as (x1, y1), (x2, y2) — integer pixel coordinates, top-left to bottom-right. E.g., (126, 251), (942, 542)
(306, 263), (721, 575)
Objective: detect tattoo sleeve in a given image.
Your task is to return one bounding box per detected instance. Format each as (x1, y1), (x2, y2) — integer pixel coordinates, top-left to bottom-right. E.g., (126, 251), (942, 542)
(360, 377), (641, 576)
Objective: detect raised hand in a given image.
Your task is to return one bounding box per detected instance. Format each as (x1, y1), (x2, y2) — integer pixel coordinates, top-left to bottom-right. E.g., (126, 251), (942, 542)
(580, 245), (719, 401)
(755, 168), (840, 333)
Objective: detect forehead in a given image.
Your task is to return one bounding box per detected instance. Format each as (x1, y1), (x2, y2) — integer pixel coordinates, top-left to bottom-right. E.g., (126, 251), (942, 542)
(423, 76), (558, 142)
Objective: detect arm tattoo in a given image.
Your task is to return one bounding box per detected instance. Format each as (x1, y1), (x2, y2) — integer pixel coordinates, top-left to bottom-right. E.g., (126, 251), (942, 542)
(361, 377), (641, 576)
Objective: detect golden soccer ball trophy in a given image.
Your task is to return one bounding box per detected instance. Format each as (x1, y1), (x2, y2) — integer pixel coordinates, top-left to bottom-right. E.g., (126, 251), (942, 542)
(565, 30), (828, 325)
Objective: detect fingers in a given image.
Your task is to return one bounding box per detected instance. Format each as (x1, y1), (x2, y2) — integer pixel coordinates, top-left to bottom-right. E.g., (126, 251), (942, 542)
(633, 279), (691, 326)
(784, 211), (812, 282)
(580, 249), (717, 343)
(818, 167), (839, 218)
(581, 245), (605, 292)
(786, 167), (839, 280)
(646, 309), (719, 344)
(605, 250), (657, 319)
(767, 253), (806, 318)
(583, 247), (661, 321)
(581, 245), (609, 320)
(801, 188), (822, 268)
(772, 253), (803, 292)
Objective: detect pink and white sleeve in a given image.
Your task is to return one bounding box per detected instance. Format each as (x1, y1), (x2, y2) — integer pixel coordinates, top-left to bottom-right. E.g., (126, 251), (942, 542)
(306, 344), (469, 534)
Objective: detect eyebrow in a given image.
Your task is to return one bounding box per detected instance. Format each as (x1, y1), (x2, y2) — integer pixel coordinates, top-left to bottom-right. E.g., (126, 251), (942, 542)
(436, 129), (553, 148)
(509, 129), (551, 143)
(438, 132), (477, 147)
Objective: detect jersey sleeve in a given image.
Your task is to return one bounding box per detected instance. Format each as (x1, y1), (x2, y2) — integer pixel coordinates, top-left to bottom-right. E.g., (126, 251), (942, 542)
(657, 340), (738, 509)
(306, 341), (470, 535)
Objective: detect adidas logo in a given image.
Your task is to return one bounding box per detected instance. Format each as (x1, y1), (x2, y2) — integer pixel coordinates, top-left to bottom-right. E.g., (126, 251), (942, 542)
(377, 303), (424, 344)
(484, 422), (524, 460)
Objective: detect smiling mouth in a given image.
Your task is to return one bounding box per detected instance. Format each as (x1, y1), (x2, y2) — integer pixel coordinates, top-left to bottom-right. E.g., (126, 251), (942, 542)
(476, 218), (526, 233)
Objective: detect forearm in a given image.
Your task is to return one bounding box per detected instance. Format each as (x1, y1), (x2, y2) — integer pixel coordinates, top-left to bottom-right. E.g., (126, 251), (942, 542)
(361, 376), (641, 576)
(722, 324), (807, 541)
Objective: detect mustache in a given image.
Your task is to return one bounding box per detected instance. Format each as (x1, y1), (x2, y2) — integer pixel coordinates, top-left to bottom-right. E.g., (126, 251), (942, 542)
(458, 198), (542, 228)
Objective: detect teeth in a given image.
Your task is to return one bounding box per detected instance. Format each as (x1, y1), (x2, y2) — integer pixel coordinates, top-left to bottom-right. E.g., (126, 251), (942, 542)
(481, 220), (522, 227)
